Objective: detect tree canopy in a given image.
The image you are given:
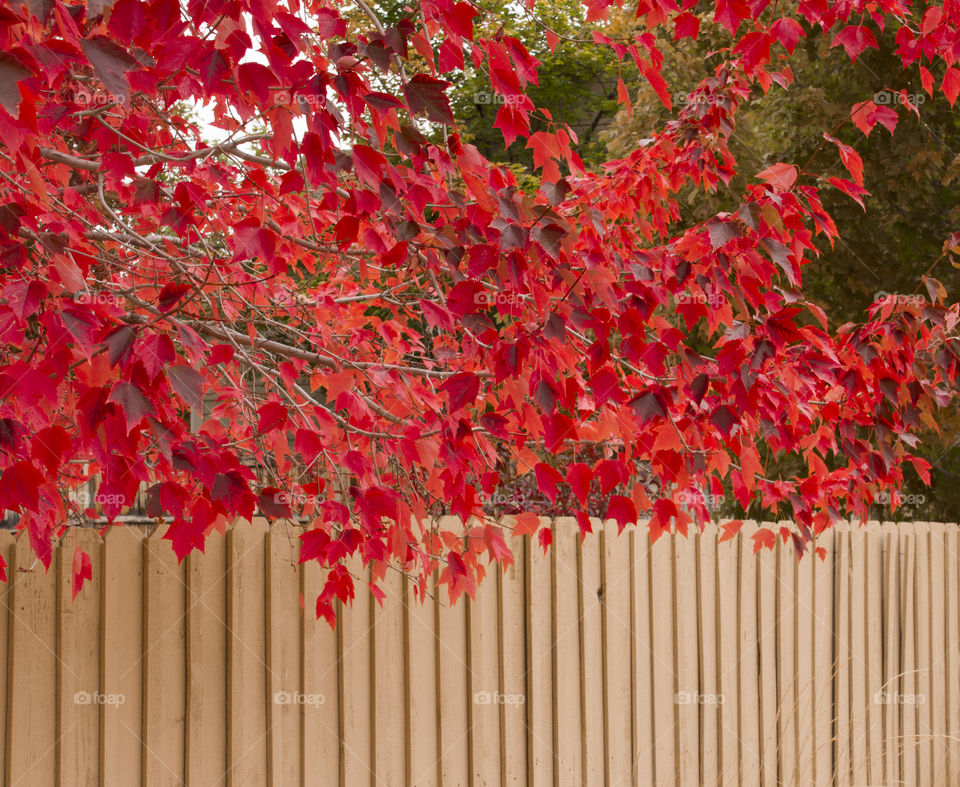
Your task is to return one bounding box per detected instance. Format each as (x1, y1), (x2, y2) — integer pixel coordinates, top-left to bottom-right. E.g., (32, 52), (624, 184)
(1, 0), (959, 619)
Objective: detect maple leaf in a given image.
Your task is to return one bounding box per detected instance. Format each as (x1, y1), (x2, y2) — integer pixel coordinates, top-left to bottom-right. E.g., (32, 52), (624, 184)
(830, 25), (879, 62)
(403, 75), (454, 124)
(72, 548), (93, 600)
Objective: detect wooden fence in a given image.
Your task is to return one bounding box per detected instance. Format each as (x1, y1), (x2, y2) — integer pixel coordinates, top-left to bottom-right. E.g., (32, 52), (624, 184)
(0, 517), (956, 785)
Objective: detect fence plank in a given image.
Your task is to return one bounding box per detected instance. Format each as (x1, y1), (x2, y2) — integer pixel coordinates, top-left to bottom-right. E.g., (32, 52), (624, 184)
(754, 522), (778, 786)
(143, 524), (187, 785)
(500, 532), (527, 786)
(266, 523), (303, 787)
(579, 522), (604, 786)
(373, 565), (405, 785)
(601, 522), (632, 786)
(833, 526), (852, 785)
(914, 522), (933, 787)
(793, 536), (815, 785)
(849, 526), (869, 786)
(552, 516), (583, 787)
(525, 517), (554, 787)
(339, 555), (373, 787)
(737, 522), (763, 787)
(226, 518), (269, 787)
(632, 523), (655, 786)
(864, 523), (886, 785)
(673, 529), (699, 787)
(715, 524), (739, 787)
(404, 568), (439, 787)
(648, 525), (675, 787)
(900, 524), (918, 786)
(0, 529), (13, 786)
(101, 526), (145, 787)
(696, 526), (719, 787)
(811, 527), (834, 787)
(185, 531), (228, 787)
(945, 524), (960, 786)
(929, 524), (948, 785)
(301, 555), (339, 787)
(56, 528), (101, 787)
(881, 522), (901, 787)
(775, 531), (799, 786)
(436, 521), (469, 787)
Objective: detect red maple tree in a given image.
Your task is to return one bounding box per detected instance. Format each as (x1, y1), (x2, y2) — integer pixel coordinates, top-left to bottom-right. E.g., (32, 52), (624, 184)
(0, 0), (957, 621)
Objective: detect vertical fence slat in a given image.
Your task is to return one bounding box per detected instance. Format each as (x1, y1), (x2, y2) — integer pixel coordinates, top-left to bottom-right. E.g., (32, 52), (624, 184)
(754, 522), (778, 786)
(775, 531), (798, 786)
(736, 522), (762, 787)
(649, 524), (675, 787)
(579, 521), (604, 785)
(266, 523), (303, 787)
(5, 532), (58, 786)
(715, 524), (739, 787)
(552, 516), (583, 786)
(338, 554), (373, 787)
(793, 537), (815, 784)
(865, 522), (886, 785)
(881, 522), (901, 787)
(811, 527), (834, 787)
(101, 526), (144, 787)
(900, 524), (918, 786)
(525, 518), (554, 787)
(301, 555), (339, 787)
(373, 565), (405, 785)
(945, 524), (959, 785)
(0, 530), (12, 787)
(849, 526), (869, 785)
(404, 567), (439, 787)
(674, 529), (699, 787)
(143, 524), (187, 785)
(601, 522), (632, 786)
(500, 529), (527, 786)
(56, 528), (101, 787)
(185, 531), (228, 787)
(929, 524), (948, 785)
(226, 518), (269, 787)
(833, 525), (852, 785)
(914, 522), (933, 786)
(468, 549), (501, 787)
(436, 518), (469, 787)
(696, 526), (719, 786)
(632, 524), (655, 786)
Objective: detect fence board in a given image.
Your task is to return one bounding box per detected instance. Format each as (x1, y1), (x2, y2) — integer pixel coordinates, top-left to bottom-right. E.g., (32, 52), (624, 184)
(754, 522), (778, 786)
(373, 565), (405, 785)
(648, 524), (676, 787)
(552, 516), (583, 787)
(301, 555), (339, 787)
(811, 527), (834, 787)
(715, 525), (739, 787)
(696, 525), (719, 786)
(775, 531), (799, 786)
(405, 569), (439, 787)
(56, 528), (101, 787)
(266, 523), (302, 787)
(0, 529), (12, 786)
(915, 522), (933, 787)
(849, 527), (869, 786)
(143, 524), (187, 785)
(631, 523), (655, 786)
(500, 535), (527, 786)
(226, 518), (269, 787)
(525, 517), (554, 787)
(864, 523), (887, 785)
(833, 526), (852, 785)
(673, 529), (699, 787)
(579, 520), (604, 786)
(929, 523), (948, 785)
(881, 522), (901, 787)
(793, 536), (815, 785)
(946, 525), (960, 785)
(338, 554), (372, 787)
(101, 526), (144, 787)
(737, 522), (763, 787)
(185, 531), (228, 787)
(900, 524), (918, 786)
(601, 522), (632, 786)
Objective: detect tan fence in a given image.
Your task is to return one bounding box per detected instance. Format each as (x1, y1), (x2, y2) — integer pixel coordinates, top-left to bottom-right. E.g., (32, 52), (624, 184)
(0, 518), (956, 785)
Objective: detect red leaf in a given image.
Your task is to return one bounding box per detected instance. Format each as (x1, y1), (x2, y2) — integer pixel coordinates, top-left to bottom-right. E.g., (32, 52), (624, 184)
(566, 462), (593, 507)
(752, 527), (777, 553)
(108, 381), (156, 431)
(942, 67), (960, 106)
(440, 372), (479, 413)
(719, 520), (744, 542)
(756, 162), (797, 192)
(403, 74), (454, 124)
(535, 462), (564, 502)
(830, 25), (878, 61)
(72, 548), (92, 600)
(257, 401), (287, 433)
(606, 495), (636, 534)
